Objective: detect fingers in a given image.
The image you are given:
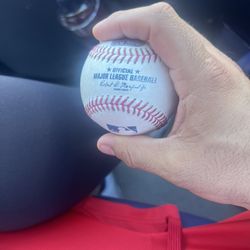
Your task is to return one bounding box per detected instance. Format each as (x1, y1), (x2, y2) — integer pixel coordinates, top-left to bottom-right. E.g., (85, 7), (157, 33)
(93, 2), (209, 79)
(97, 133), (186, 178)
(92, 2), (244, 101)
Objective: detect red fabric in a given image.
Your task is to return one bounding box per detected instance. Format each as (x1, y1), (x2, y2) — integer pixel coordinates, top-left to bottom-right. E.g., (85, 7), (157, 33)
(183, 210), (250, 249)
(0, 197), (249, 250)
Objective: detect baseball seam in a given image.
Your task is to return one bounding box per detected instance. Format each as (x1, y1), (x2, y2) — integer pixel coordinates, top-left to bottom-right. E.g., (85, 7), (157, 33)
(88, 46), (158, 64)
(84, 95), (167, 129)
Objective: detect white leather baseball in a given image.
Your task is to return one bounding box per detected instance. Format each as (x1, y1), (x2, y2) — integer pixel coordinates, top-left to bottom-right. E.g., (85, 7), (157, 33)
(80, 39), (178, 135)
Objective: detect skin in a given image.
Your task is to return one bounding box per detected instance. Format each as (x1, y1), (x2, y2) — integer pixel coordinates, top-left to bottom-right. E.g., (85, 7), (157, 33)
(93, 2), (250, 209)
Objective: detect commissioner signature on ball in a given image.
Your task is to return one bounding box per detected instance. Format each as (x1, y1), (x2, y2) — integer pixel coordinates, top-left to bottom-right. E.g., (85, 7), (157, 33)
(100, 80), (146, 92)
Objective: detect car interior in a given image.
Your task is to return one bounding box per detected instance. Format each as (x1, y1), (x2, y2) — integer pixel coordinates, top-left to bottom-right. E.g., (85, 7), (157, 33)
(0, 0), (249, 231)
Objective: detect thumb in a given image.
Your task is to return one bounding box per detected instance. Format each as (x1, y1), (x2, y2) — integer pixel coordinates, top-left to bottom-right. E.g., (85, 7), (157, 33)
(97, 133), (184, 175)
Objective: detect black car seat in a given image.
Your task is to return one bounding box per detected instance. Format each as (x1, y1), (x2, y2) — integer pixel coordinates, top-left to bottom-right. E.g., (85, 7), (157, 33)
(0, 75), (118, 231)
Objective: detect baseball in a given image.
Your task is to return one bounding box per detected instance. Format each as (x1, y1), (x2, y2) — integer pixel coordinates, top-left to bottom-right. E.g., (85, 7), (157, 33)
(80, 39), (178, 135)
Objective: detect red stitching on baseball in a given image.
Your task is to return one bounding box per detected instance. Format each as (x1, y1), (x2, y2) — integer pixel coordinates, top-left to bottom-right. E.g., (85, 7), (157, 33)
(137, 102), (149, 116)
(97, 46), (106, 60)
(133, 100), (142, 115)
(99, 96), (105, 111)
(119, 47), (127, 64)
(149, 47), (157, 62)
(107, 48), (115, 63)
(145, 48), (152, 63)
(95, 98), (101, 112)
(90, 99), (94, 114)
(151, 111), (160, 124)
(84, 96), (167, 129)
(101, 47), (110, 61)
(134, 48), (140, 64)
(126, 98), (136, 114)
(104, 95), (110, 111)
(110, 95), (116, 111)
(114, 95), (122, 111)
(93, 50), (99, 60)
(142, 105), (153, 119)
(89, 45), (159, 65)
(113, 47), (121, 64)
(145, 108), (157, 121)
(121, 96), (129, 112)
(140, 48), (146, 64)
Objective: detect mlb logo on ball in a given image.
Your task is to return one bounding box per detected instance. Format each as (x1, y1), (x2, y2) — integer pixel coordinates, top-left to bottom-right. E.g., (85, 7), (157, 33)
(107, 124), (138, 134)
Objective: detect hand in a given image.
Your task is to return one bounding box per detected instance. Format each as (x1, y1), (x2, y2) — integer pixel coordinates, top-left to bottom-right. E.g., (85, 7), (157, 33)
(93, 2), (250, 209)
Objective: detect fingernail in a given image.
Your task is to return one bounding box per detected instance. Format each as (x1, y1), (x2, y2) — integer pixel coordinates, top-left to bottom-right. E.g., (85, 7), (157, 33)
(98, 144), (115, 156)
(97, 134), (115, 156)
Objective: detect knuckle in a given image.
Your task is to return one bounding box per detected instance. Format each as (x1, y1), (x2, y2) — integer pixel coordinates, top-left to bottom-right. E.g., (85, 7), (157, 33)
(192, 51), (233, 89)
(118, 148), (138, 168)
(110, 10), (124, 19)
(153, 2), (175, 16)
(207, 59), (232, 84)
(198, 46), (241, 87)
